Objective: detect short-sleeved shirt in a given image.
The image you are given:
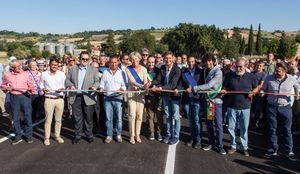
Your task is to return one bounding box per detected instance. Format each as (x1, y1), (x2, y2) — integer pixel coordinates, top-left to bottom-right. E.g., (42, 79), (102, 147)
(223, 72), (258, 109)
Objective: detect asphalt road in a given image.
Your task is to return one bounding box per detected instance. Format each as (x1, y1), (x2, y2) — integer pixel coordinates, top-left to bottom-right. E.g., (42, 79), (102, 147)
(0, 115), (299, 174)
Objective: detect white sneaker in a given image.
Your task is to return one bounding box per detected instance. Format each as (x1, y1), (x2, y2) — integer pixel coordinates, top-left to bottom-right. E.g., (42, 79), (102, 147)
(55, 137), (64, 144)
(44, 139), (50, 146)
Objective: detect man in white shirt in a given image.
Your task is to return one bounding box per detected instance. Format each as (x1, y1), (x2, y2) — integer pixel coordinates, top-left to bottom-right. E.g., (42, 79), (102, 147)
(99, 56), (126, 143)
(39, 57), (66, 146)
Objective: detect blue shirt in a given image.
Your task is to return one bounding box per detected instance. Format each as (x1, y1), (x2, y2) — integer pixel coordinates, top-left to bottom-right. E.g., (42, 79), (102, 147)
(223, 72), (258, 109)
(77, 65), (87, 93)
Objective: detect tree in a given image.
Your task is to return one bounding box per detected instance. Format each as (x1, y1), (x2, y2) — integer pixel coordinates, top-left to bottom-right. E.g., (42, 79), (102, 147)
(41, 50), (52, 58)
(86, 40), (92, 53)
(223, 34), (240, 59)
(11, 47), (31, 59)
(277, 32), (298, 59)
(268, 38), (280, 56)
(30, 46), (41, 58)
(295, 34), (300, 43)
(255, 24), (263, 55)
(154, 43), (168, 54)
(246, 24), (254, 55)
(119, 30), (156, 53)
(101, 33), (118, 56)
(239, 37), (246, 55)
(161, 23), (225, 57)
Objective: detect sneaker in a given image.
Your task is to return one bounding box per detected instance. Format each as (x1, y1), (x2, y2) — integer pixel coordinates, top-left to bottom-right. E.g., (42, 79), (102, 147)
(185, 140), (193, 147)
(163, 137), (170, 144)
(44, 139), (50, 146)
(287, 152), (296, 161)
(193, 142), (202, 149)
(203, 145), (212, 151)
(116, 135), (123, 143)
(25, 137), (33, 144)
(149, 133), (155, 141)
(169, 138), (179, 145)
(55, 137), (64, 144)
(12, 138), (22, 145)
(265, 149), (278, 157)
(157, 133), (163, 142)
(105, 136), (112, 144)
(218, 147), (227, 155)
(227, 147), (236, 154)
(242, 150), (250, 157)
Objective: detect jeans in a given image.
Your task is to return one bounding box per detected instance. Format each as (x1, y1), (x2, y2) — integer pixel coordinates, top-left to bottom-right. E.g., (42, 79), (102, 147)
(11, 94), (32, 139)
(184, 98), (201, 142)
(267, 104), (293, 153)
(206, 103), (223, 147)
(104, 96), (123, 137)
(227, 107), (250, 150)
(162, 96), (181, 139)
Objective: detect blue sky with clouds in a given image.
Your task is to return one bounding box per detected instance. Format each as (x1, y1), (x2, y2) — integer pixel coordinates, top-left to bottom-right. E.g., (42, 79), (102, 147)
(1, 0), (299, 34)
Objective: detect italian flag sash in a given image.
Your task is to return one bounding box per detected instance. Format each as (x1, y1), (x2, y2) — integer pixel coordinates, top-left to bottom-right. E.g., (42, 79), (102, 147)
(206, 83), (222, 120)
(147, 71), (154, 82)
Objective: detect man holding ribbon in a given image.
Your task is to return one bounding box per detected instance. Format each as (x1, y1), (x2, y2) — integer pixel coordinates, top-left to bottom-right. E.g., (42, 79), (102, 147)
(222, 57), (258, 156)
(187, 54), (225, 154)
(99, 56), (126, 144)
(66, 51), (100, 144)
(182, 56), (204, 149)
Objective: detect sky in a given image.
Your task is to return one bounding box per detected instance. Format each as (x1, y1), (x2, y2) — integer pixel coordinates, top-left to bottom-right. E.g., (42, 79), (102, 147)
(0, 0), (299, 34)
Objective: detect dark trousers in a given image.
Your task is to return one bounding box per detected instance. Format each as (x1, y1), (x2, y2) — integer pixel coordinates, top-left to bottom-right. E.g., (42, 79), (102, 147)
(206, 103), (223, 148)
(11, 94), (32, 139)
(267, 104), (293, 153)
(72, 95), (94, 139)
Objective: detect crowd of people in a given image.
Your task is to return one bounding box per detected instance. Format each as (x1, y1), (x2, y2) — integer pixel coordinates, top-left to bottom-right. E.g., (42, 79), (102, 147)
(0, 49), (300, 162)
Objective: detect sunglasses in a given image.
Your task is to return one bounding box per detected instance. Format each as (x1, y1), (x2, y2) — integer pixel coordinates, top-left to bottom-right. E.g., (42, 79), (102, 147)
(69, 59), (75, 62)
(81, 58), (89, 61)
(142, 54), (148, 56)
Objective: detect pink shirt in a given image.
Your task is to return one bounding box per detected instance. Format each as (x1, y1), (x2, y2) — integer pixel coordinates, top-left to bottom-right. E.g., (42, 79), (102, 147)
(1, 70), (35, 95)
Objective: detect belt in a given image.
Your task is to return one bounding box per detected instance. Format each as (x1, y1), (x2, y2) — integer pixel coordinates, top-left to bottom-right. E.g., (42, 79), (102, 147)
(45, 96), (63, 99)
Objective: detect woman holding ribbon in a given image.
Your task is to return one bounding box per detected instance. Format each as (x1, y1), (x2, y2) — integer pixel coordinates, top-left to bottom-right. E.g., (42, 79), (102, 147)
(126, 52), (149, 144)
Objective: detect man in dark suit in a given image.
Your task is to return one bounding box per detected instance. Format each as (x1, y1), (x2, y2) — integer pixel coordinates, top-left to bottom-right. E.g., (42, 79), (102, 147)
(181, 56), (204, 149)
(66, 51), (100, 144)
(152, 51), (182, 145)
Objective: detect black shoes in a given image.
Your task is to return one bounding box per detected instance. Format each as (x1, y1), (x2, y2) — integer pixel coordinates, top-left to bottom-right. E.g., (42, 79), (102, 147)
(12, 138), (22, 145)
(72, 138), (81, 144)
(87, 137), (94, 143)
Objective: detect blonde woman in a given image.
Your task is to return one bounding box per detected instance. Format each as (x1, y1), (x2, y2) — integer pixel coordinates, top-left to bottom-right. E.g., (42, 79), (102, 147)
(126, 52), (149, 144)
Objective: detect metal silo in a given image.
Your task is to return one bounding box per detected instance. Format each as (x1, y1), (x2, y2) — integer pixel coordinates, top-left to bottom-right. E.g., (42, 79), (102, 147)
(65, 43), (75, 55)
(55, 44), (65, 56)
(44, 43), (55, 54)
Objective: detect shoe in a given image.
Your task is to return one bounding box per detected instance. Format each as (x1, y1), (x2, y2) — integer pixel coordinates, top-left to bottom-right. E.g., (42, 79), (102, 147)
(149, 133), (155, 141)
(87, 137), (94, 143)
(218, 147), (227, 155)
(227, 148), (236, 154)
(203, 145), (212, 151)
(12, 138), (22, 145)
(265, 149), (278, 157)
(242, 150), (250, 157)
(105, 136), (112, 144)
(55, 137), (64, 144)
(44, 139), (50, 146)
(193, 142), (202, 149)
(72, 138), (81, 144)
(287, 152), (296, 161)
(25, 137), (33, 144)
(116, 135), (122, 143)
(129, 137), (135, 144)
(136, 136), (142, 143)
(157, 133), (163, 141)
(169, 138), (179, 145)
(185, 140), (193, 147)
(163, 137), (170, 144)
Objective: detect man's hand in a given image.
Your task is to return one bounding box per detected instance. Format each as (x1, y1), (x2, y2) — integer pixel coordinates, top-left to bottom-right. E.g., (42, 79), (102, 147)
(99, 88), (104, 93)
(248, 91), (254, 98)
(43, 88), (49, 93)
(55, 88), (65, 93)
(151, 86), (161, 92)
(119, 88), (125, 91)
(68, 86), (76, 90)
(174, 89), (179, 94)
(220, 89), (227, 94)
(186, 87), (192, 93)
(260, 90), (265, 97)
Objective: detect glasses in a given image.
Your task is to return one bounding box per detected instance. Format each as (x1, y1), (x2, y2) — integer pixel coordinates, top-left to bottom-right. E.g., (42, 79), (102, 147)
(142, 54), (148, 56)
(69, 59), (75, 62)
(81, 58), (89, 61)
(236, 66), (243, 69)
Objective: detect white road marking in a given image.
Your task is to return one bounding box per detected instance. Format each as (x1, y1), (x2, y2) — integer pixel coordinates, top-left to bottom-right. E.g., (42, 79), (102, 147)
(0, 119), (45, 144)
(164, 143), (178, 174)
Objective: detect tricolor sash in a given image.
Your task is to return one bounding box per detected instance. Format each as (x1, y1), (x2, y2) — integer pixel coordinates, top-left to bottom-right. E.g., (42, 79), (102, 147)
(206, 83), (222, 120)
(127, 66), (143, 85)
(147, 71), (154, 82)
